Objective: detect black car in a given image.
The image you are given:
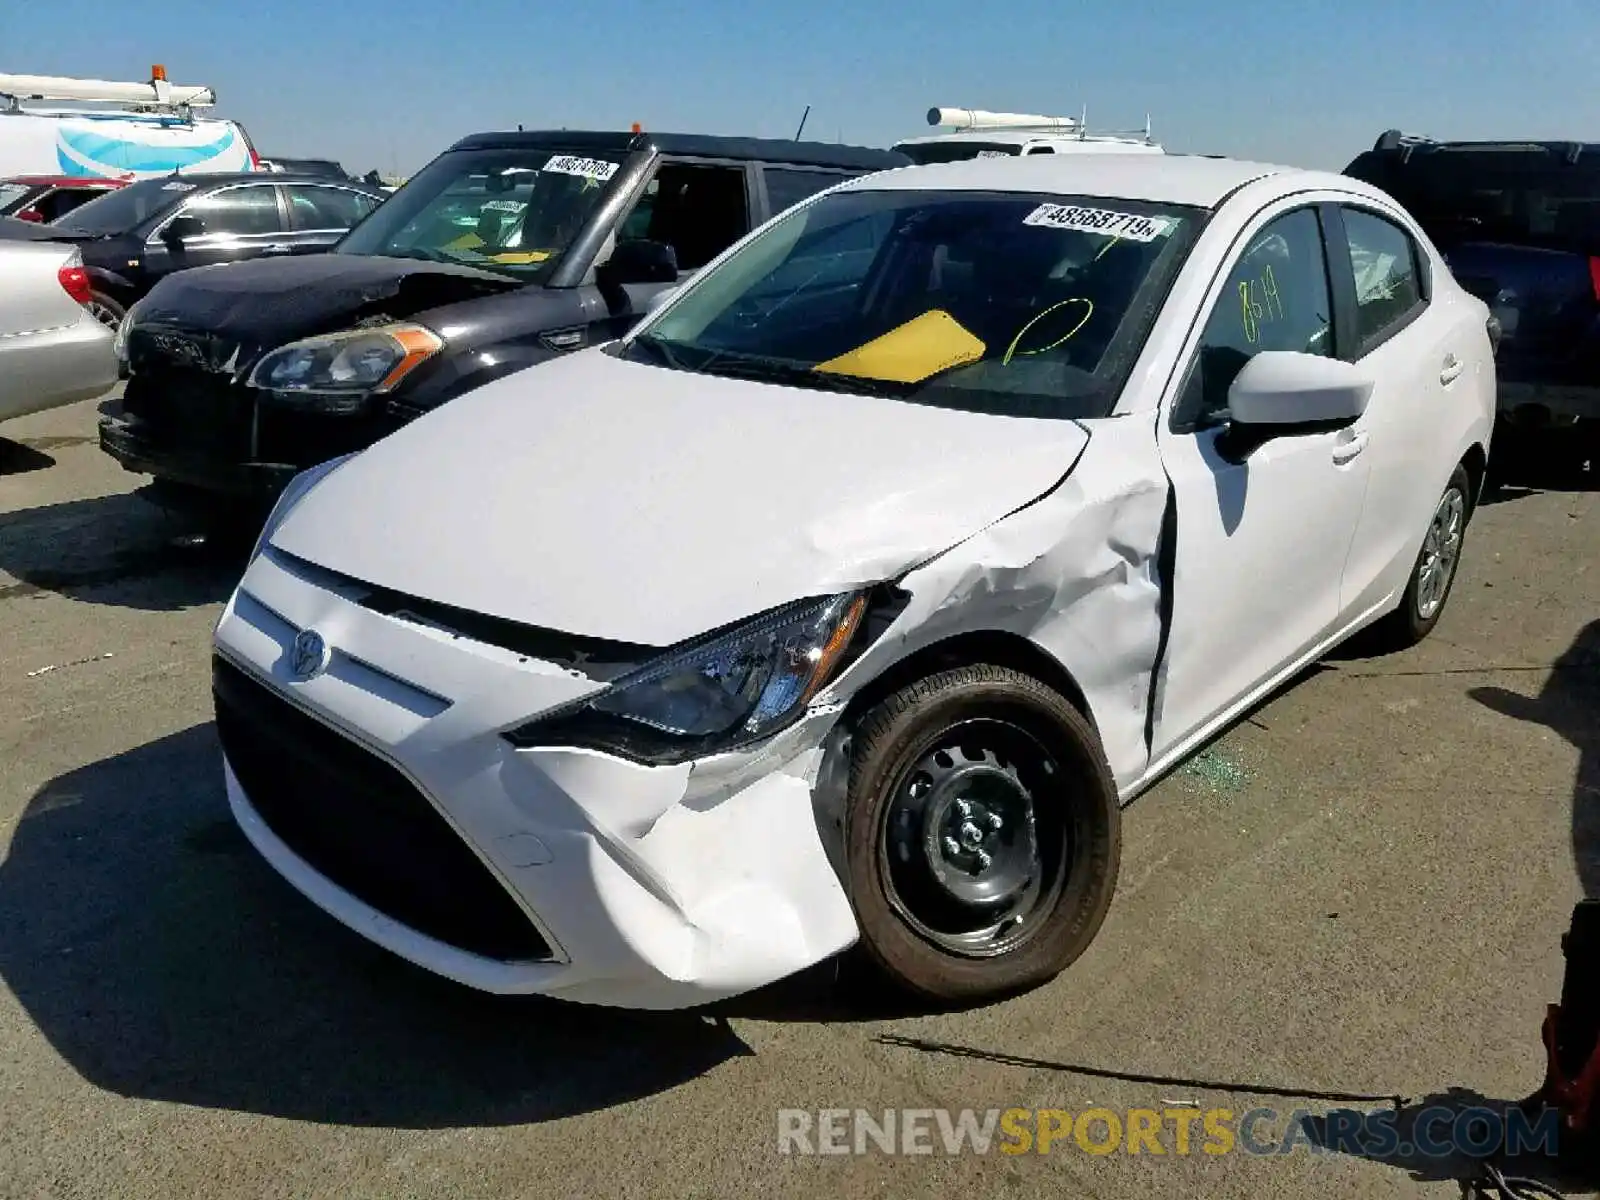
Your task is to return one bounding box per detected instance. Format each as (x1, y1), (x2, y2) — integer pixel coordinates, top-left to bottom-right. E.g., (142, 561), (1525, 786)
(35, 172), (388, 328)
(99, 129), (909, 512)
(1345, 131), (1600, 453)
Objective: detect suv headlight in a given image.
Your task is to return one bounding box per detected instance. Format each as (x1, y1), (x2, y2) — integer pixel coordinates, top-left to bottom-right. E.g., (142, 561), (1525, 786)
(504, 592), (870, 764)
(246, 323), (443, 408)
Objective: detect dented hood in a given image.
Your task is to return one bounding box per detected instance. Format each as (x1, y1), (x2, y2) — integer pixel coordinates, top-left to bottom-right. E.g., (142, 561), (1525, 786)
(136, 253), (522, 356)
(269, 350), (1091, 647)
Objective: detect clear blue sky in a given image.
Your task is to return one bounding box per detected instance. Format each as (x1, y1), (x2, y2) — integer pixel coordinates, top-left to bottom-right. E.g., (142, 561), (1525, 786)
(5, 0), (1598, 176)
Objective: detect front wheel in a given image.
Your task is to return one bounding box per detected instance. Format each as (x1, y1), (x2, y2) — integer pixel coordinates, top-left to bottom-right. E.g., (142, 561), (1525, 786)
(1372, 463), (1472, 650)
(843, 664), (1121, 1005)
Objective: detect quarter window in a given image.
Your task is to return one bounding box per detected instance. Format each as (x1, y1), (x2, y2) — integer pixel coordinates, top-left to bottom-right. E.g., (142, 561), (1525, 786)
(1182, 207), (1335, 425)
(1341, 207), (1424, 347)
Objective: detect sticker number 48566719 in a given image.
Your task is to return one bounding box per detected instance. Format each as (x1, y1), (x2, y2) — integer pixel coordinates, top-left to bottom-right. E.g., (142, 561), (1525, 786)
(1023, 203), (1175, 242)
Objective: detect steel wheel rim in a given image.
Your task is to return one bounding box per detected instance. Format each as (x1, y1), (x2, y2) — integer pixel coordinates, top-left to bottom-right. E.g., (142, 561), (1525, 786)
(876, 716), (1071, 958)
(1416, 486), (1466, 620)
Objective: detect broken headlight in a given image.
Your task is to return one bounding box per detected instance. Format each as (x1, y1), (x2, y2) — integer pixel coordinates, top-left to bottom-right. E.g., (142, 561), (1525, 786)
(246, 323), (443, 407)
(504, 592), (869, 764)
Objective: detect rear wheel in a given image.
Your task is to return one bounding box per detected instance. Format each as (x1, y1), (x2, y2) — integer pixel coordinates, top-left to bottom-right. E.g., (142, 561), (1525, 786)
(1372, 463), (1472, 650)
(85, 291), (125, 331)
(843, 664), (1120, 1005)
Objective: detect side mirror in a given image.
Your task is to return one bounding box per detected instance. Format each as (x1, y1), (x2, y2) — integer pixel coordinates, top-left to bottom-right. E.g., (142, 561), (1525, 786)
(17, 208), (43, 223)
(1227, 351), (1374, 427)
(597, 238), (679, 288)
(162, 214), (206, 244)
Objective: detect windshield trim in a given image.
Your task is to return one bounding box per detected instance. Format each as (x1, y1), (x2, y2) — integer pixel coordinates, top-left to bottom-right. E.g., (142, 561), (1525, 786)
(615, 187), (1209, 421)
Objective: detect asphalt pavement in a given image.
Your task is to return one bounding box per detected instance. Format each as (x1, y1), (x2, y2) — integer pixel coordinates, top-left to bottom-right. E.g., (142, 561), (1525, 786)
(1, 395), (1596, 1199)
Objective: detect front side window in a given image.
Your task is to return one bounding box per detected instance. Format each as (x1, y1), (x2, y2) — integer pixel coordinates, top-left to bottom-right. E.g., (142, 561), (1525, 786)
(618, 187), (1202, 420)
(1341, 207), (1424, 347)
(188, 185), (284, 236)
(335, 146), (629, 279)
(1181, 207), (1334, 425)
(616, 162), (750, 272)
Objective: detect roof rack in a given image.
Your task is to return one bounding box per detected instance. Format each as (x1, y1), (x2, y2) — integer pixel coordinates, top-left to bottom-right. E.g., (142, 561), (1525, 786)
(925, 105), (1155, 144)
(0, 66), (215, 114)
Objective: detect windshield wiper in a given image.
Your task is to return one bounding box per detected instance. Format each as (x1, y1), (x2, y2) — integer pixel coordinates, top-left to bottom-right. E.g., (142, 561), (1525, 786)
(630, 333), (688, 371)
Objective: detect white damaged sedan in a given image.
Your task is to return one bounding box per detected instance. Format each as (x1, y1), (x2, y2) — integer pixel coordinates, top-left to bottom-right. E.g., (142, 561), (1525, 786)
(212, 155), (1496, 1009)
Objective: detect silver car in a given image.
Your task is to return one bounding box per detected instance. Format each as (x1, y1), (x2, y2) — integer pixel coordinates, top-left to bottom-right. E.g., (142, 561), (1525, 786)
(0, 224), (118, 425)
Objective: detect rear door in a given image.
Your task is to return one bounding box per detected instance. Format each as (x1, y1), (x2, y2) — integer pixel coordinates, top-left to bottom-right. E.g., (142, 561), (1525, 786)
(283, 183), (383, 253)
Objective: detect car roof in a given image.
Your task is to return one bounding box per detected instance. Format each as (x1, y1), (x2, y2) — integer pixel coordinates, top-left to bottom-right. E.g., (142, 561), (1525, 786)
(447, 129), (911, 171)
(839, 153), (1353, 208)
(1, 175), (127, 188)
(121, 172), (383, 190)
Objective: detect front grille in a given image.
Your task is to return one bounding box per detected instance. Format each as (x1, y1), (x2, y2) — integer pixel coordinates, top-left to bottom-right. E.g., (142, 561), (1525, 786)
(122, 367), (255, 458)
(212, 655), (553, 962)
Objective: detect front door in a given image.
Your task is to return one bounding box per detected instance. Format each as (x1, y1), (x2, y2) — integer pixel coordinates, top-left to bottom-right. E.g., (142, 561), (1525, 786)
(1151, 203), (1373, 760)
(149, 183), (291, 279)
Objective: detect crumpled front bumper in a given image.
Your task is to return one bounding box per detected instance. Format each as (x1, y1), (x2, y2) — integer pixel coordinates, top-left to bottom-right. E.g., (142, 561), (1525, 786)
(212, 546), (861, 1010)
(100, 413), (300, 499)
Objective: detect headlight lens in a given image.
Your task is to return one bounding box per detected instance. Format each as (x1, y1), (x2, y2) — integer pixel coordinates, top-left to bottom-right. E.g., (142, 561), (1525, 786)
(505, 592), (869, 763)
(245, 323), (443, 400)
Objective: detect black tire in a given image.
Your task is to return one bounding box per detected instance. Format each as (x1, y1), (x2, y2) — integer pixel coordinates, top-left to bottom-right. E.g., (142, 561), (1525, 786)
(85, 291), (125, 331)
(1371, 463), (1473, 651)
(843, 664), (1120, 1005)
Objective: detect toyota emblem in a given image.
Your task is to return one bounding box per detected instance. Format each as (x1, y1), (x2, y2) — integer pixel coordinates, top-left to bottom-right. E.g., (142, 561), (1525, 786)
(288, 628), (331, 681)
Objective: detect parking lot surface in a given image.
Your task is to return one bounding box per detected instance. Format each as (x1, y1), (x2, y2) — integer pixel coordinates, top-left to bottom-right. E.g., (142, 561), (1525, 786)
(1, 395), (1596, 1199)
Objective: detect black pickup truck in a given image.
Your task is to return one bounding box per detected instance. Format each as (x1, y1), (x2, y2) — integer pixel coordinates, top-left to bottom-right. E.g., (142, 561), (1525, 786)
(100, 129), (909, 514)
(1345, 131), (1600, 460)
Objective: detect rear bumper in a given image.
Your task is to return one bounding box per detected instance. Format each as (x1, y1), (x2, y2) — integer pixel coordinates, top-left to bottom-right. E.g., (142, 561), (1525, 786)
(0, 314), (117, 424)
(99, 413), (299, 498)
(1497, 381), (1600, 424)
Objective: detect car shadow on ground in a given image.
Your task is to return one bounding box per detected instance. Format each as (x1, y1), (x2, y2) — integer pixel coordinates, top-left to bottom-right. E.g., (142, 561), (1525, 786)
(0, 724), (753, 1127)
(0, 436), (64, 477)
(1469, 619), (1600, 898)
(0, 487), (253, 611)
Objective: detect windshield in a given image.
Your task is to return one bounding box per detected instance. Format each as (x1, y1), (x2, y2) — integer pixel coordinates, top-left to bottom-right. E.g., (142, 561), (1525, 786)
(1347, 147), (1600, 256)
(52, 179), (188, 235)
(619, 187), (1202, 419)
(894, 142), (1022, 165)
(0, 183), (34, 214)
(335, 146), (628, 279)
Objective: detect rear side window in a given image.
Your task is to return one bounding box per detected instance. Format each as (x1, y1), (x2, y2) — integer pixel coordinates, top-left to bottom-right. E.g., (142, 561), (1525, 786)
(286, 185), (379, 230)
(1341, 208), (1425, 348)
(763, 167), (846, 217)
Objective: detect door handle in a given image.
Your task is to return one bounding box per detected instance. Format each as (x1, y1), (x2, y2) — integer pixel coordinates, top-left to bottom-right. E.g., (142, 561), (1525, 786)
(1331, 429), (1369, 464)
(260, 243), (294, 256)
(1439, 354), (1464, 385)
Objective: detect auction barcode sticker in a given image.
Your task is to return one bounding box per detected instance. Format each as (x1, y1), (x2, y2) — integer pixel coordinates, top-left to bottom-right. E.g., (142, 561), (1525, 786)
(543, 155), (619, 181)
(1023, 203), (1174, 241)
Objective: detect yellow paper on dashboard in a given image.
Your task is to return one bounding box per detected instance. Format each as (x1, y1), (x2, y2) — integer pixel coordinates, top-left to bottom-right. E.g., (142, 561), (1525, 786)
(484, 250), (552, 265)
(813, 310), (986, 383)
